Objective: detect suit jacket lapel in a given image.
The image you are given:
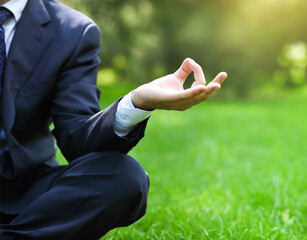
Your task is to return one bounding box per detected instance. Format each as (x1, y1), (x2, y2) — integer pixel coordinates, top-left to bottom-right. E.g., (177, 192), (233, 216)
(3, 0), (52, 133)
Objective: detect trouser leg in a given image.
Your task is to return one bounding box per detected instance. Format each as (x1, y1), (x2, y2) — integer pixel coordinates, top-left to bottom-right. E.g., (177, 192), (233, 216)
(0, 151), (149, 240)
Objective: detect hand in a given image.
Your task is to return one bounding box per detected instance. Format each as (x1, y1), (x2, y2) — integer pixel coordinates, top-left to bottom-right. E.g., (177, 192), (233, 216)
(131, 58), (227, 111)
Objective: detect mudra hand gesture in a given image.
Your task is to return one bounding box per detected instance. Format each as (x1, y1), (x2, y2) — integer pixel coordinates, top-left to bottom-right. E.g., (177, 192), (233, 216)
(132, 58), (227, 111)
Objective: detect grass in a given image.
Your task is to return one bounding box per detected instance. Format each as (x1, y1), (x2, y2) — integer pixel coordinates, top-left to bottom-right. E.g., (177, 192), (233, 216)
(57, 86), (307, 239)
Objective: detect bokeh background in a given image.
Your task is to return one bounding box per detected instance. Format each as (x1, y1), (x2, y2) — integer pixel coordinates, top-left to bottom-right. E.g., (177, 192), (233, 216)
(57, 1), (307, 239)
(63, 0), (307, 98)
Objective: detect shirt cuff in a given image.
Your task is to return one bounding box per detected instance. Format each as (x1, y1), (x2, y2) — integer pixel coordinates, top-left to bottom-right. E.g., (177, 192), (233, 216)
(114, 92), (153, 137)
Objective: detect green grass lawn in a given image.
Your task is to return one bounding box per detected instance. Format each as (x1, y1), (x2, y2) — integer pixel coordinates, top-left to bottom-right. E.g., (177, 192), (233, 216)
(57, 87), (307, 239)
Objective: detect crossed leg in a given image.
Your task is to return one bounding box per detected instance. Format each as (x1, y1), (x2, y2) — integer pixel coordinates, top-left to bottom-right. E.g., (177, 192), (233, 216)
(0, 151), (149, 240)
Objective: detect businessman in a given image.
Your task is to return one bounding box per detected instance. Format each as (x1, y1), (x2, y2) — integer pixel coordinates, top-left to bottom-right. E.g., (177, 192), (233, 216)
(0, 0), (227, 239)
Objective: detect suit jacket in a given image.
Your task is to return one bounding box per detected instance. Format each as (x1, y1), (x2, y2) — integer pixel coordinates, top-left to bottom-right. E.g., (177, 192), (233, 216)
(1, 0), (147, 179)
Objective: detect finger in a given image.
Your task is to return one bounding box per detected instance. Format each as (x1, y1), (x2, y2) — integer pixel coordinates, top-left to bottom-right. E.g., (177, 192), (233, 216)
(185, 80), (220, 101)
(175, 85), (216, 109)
(174, 58), (206, 84)
(177, 82), (220, 102)
(170, 84), (206, 101)
(209, 72), (227, 86)
(207, 82), (221, 91)
(189, 59), (206, 85)
(174, 58), (193, 82)
(163, 83), (218, 110)
(191, 83), (220, 102)
(170, 79), (223, 110)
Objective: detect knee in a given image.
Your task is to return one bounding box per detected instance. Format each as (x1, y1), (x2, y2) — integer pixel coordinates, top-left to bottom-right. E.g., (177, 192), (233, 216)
(91, 152), (150, 225)
(118, 154), (150, 194)
(112, 154), (150, 223)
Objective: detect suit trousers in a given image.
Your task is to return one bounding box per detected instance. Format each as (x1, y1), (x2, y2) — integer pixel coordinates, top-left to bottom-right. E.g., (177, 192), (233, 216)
(0, 151), (149, 240)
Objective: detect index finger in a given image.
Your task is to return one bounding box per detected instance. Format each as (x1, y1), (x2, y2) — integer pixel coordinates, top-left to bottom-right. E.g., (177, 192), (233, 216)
(189, 59), (206, 85)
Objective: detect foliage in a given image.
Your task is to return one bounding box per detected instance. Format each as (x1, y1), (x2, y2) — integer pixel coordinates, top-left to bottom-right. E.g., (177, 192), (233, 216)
(275, 42), (307, 87)
(61, 0), (307, 95)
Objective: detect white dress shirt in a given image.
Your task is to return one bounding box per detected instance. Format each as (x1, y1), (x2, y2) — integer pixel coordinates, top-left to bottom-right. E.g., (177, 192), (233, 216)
(2, 0), (27, 56)
(2, 0), (153, 137)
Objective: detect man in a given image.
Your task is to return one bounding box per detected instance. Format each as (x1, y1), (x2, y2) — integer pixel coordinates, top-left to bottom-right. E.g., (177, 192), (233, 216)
(0, 0), (227, 239)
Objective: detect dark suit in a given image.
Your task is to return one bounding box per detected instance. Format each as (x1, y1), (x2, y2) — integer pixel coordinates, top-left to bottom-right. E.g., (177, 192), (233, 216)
(0, 0), (149, 239)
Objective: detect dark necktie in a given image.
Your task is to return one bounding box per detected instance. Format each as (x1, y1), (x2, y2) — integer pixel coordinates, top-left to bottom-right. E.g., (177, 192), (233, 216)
(0, 7), (12, 158)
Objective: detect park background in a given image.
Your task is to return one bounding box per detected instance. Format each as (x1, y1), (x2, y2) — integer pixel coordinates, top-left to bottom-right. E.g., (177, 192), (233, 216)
(60, 0), (306, 239)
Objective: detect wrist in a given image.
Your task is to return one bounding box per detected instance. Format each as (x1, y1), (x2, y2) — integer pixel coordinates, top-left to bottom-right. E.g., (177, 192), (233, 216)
(131, 87), (155, 111)
(131, 89), (141, 109)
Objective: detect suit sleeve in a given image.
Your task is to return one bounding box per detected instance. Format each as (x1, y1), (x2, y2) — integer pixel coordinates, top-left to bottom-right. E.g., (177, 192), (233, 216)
(50, 23), (148, 162)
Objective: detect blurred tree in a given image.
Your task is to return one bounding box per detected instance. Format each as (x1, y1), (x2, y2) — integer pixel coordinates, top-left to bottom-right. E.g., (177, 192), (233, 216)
(61, 0), (307, 96)
(275, 42), (307, 86)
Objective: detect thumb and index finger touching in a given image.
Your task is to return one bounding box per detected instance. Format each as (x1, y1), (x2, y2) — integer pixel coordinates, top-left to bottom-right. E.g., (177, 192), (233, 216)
(174, 58), (227, 97)
(175, 58), (206, 85)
